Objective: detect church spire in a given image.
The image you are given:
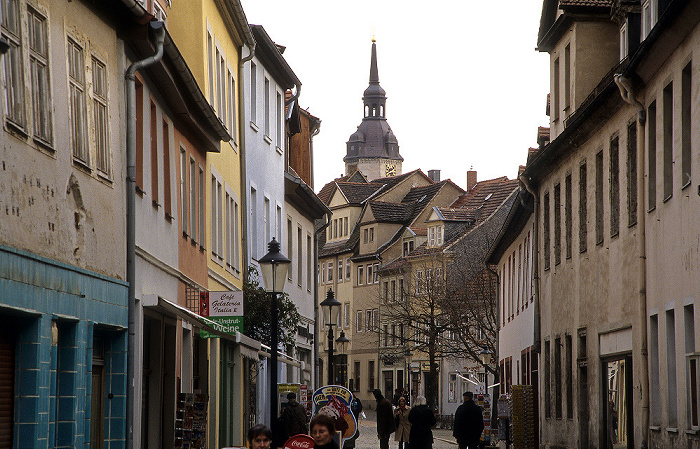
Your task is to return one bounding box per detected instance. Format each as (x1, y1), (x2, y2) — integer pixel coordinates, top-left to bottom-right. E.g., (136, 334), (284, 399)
(344, 38), (403, 180)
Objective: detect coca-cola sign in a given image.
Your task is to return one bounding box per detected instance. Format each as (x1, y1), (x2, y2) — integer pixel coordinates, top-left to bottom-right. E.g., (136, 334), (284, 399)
(283, 434), (315, 449)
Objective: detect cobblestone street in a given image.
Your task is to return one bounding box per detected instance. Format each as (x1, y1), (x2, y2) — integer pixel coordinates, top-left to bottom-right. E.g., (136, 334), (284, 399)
(352, 411), (458, 449)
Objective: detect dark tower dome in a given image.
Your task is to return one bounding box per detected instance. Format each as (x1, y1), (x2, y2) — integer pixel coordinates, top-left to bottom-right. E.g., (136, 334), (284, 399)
(344, 38), (403, 165)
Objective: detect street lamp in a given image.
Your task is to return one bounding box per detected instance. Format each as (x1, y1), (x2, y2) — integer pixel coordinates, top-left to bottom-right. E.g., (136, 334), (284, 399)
(320, 289), (341, 385)
(259, 237), (290, 423)
(480, 347), (493, 396)
(335, 330), (349, 386)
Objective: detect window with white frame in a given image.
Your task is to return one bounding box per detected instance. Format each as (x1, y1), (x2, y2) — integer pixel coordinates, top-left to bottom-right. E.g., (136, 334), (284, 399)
(345, 258), (351, 280)
(217, 49), (225, 125)
(344, 303), (350, 328)
(366, 310), (372, 331)
(642, 0), (658, 38)
(689, 354), (700, 429)
(28, 6), (52, 144)
(2, 0), (25, 128)
(211, 170), (224, 262)
(366, 264), (373, 285)
(372, 309), (379, 331)
(190, 158), (197, 242)
(250, 187), (258, 258)
(320, 263), (325, 283)
(228, 69), (236, 141)
(250, 62), (257, 126)
(264, 197), (271, 244)
(68, 37), (88, 163)
(277, 206), (282, 242)
(92, 57), (110, 175)
(416, 270), (424, 294)
(297, 226), (303, 287)
(207, 31), (214, 105)
(276, 91), (282, 149)
(356, 310), (363, 332)
(180, 148), (188, 236)
(358, 266), (364, 285)
(198, 166), (205, 247)
(264, 77), (270, 138)
(327, 261), (333, 282)
(338, 259), (343, 283)
(307, 234), (312, 291)
(373, 263), (379, 283)
(619, 22), (628, 61)
(225, 188), (240, 273)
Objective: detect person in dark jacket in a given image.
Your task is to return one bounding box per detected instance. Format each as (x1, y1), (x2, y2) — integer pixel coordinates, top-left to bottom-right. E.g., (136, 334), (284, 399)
(407, 396), (436, 449)
(452, 392), (484, 449)
(282, 392), (309, 437)
(373, 389), (396, 449)
(310, 413), (340, 449)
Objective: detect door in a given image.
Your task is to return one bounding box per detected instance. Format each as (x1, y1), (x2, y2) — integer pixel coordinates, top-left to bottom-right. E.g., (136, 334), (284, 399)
(0, 322), (15, 449)
(604, 356), (633, 449)
(383, 371), (393, 399)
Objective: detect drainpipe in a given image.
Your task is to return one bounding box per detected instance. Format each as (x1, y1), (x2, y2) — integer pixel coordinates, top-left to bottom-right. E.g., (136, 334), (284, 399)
(519, 175), (540, 354)
(615, 73), (649, 449)
(125, 21), (165, 449)
(285, 85), (301, 107)
(239, 43), (255, 276)
(314, 214), (331, 389)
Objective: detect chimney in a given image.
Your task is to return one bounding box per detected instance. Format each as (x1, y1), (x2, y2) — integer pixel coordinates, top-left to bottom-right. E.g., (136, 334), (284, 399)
(428, 170), (440, 183)
(467, 169), (477, 192)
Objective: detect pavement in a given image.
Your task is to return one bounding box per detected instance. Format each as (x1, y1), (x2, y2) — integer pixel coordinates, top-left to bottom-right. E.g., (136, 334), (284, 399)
(351, 410), (459, 449)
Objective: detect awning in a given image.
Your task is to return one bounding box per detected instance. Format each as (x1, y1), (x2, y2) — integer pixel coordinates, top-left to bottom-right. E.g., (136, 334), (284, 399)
(259, 343), (302, 368)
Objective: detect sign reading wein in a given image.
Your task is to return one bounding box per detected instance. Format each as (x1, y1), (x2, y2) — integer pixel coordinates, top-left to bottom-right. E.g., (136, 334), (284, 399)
(199, 291), (244, 338)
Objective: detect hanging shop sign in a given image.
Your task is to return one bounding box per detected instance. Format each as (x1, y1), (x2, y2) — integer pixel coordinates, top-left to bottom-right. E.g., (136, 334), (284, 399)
(199, 291), (244, 337)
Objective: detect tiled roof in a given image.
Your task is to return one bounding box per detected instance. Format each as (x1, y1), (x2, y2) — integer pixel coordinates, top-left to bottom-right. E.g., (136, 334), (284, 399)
(409, 227), (427, 236)
(319, 219), (360, 257)
(336, 182), (384, 204)
(368, 201), (415, 223)
(436, 209), (474, 222)
(450, 177), (519, 216)
(401, 182), (442, 204)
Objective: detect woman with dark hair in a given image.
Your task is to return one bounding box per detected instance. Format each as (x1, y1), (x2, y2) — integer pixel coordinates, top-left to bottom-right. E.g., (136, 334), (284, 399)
(310, 414), (339, 449)
(248, 424), (273, 449)
(407, 396), (436, 449)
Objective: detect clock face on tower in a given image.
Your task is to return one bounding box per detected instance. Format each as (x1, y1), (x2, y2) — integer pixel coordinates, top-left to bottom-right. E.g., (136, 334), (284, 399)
(385, 164), (396, 177)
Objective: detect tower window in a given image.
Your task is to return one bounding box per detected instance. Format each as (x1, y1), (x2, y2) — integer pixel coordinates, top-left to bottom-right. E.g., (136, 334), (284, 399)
(365, 105), (369, 117)
(380, 105), (384, 117)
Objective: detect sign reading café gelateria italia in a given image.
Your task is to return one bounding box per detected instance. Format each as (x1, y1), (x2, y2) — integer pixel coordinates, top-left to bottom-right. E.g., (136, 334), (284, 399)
(199, 291), (244, 338)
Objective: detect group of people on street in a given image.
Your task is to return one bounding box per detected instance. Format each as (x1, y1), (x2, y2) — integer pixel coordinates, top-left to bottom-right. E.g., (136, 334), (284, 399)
(248, 389), (484, 449)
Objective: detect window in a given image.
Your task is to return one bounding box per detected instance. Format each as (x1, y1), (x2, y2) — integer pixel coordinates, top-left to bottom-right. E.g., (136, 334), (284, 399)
(356, 310), (363, 332)
(663, 82), (673, 201)
(344, 303), (350, 328)
(369, 227), (374, 242)
(552, 57), (560, 121)
(610, 137), (620, 237)
(642, 0), (658, 38)
(338, 259), (343, 283)
(650, 314), (661, 425)
(565, 174), (572, 259)
(363, 228), (368, 244)
(277, 206), (282, 242)
(373, 263), (379, 283)
(217, 51), (225, 125)
(264, 198), (271, 244)
(135, 78), (144, 191)
(68, 38), (88, 163)
(228, 69), (236, 138)
(648, 101), (657, 210)
(264, 77), (270, 138)
(211, 171), (224, 261)
(366, 264), (373, 285)
(333, 219), (338, 239)
(92, 57), (110, 175)
(544, 339), (551, 418)
(307, 235), (312, 291)
(383, 325), (388, 347)
(368, 361), (375, 390)
(28, 7), (52, 143)
(627, 123), (638, 227)
(250, 62), (257, 125)
(226, 189), (240, 272)
(276, 91), (282, 149)
(150, 101), (158, 203)
(199, 167), (205, 247)
(399, 279), (404, 302)
(391, 280), (396, 302)
(416, 270), (424, 294)
(2, 0), (25, 128)
(566, 335), (573, 419)
(207, 32), (214, 105)
(564, 44), (571, 110)
(543, 193), (550, 269)
(682, 62), (692, 188)
(383, 282), (389, 303)
(354, 361), (361, 392)
(297, 226), (303, 287)
(366, 310), (372, 331)
(346, 258), (351, 280)
(328, 262), (333, 282)
(619, 21), (628, 61)
(190, 158), (197, 240)
(403, 240), (414, 257)
(162, 120), (171, 217)
(595, 150), (604, 245)
(288, 218), (293, 281)
(344, 217), (348, 236)
(554, 183), (561, 265)
(320, 263), (325, 284)
(357, 266), (364, 285)
(667, 309), (678, 426)
(684, 305), (697, 428)
(373, 309), (379, 331)
(181, 148), (188, 236)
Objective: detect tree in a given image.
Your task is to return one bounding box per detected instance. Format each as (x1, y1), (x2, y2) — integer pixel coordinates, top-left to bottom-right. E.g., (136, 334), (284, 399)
(243, 266), (302, 352)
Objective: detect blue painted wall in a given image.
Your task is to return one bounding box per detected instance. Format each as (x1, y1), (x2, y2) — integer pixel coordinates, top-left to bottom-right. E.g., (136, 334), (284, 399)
(0, 246), (128, 449)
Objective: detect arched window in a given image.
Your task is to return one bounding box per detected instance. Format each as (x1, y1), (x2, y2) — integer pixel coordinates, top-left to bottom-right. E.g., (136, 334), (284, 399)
(365, 105), (369, 117)
(372, 104), (377, 116)
(380, 105), (384, 117)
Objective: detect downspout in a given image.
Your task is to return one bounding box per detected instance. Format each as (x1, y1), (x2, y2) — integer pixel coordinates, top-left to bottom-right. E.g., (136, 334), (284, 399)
(125, 21), (165, 449)
(519, 174), (540, 354)
(615, 73), (649, 449)
(239, 43), (255, 274)
(314, 214), (331, 389)
(285, 85), (301, 106)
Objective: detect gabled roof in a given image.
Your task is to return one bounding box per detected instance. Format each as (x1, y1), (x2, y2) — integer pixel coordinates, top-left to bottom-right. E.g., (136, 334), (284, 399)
(336, 182), (384, 204)
(450, 177), (519, 213)
(367, 201), (415, 223)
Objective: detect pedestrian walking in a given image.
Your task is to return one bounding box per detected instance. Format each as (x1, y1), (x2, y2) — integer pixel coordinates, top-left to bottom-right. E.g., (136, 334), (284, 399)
(407, 396), (435, 449)
(373, 388), (396, 449)
(452, 392), (484, 449)
(248, 424), (273, 449)
(282, 392), (309, 437)
(393, 396), (411, 449)
(310, 413), (339, 449)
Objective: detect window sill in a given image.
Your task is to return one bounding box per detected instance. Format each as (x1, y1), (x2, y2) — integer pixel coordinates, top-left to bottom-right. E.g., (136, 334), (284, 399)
(649, 426), (661, 432)
(165, 213), (174, 222)
(136, 185), (145, 196)
(249, 121), (259, 132)
(5, 119), (28, 139)
(263, 134), (272, 145)
(647, 206), (656, 213)
(33, 137), (54, 153)
(73, 157), (92, 173)
(96, 171), (114, 185)
(276, 145), (283, 155)
(663, 194), (673, 203)
(681, 180), (691, 191)
(152, 200), (160, 209)
(685, 429), (699, 436)
(199, 245), (206, 253)
(666, 427), (678, 434)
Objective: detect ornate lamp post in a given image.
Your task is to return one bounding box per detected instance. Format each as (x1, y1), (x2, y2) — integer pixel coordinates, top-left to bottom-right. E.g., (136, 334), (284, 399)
(335, 330), (350, 386)
(480, 347), (493, 396)
(320, 289), (341, 385)
(258, 237), (290, 423)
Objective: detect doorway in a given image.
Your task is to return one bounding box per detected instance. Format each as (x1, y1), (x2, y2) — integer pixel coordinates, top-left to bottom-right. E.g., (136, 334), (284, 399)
(603, 356), (633, 449)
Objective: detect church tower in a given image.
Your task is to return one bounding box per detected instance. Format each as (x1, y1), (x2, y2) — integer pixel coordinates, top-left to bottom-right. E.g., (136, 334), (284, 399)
(344, 38), (403, 180)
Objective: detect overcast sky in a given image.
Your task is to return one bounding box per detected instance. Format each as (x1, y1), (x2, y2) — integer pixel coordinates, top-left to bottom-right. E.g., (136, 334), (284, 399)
(240, 0), (551, 192)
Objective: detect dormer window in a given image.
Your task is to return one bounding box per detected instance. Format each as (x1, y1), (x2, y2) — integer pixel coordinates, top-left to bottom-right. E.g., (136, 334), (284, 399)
(403, 239), (414, 257)
(642, 0), (658, 38)
(428, 225), (443, 247)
